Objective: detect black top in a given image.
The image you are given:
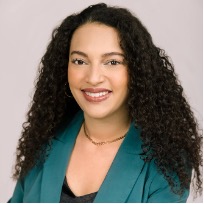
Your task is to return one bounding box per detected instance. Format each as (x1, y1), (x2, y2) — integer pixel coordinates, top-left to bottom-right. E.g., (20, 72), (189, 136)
(60, 177), (98, 203)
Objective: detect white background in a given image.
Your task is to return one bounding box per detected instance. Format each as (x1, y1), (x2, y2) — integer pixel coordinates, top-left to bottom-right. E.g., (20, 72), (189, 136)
(0, 0), (202, 202)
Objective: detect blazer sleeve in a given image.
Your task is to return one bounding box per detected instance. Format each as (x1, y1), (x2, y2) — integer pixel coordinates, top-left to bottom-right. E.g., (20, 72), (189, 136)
(147, 173), (190, 203)
(8, 179), (24, 203)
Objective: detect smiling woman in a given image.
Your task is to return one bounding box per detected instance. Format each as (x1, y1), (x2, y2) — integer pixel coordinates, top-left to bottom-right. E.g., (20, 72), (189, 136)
(9, 3), (202, 203)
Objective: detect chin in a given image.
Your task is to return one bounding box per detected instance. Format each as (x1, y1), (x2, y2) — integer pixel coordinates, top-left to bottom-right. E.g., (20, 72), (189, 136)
(83, 109), (113, 120)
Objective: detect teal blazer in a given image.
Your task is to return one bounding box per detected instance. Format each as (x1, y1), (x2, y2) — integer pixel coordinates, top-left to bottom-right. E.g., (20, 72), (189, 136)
(9, 111), (189, 202)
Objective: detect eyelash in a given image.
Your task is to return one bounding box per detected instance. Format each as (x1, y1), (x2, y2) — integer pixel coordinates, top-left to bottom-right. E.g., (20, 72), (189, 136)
(71, 59), (123, 66)
(71, 59), (87, 65)
(104, 60), (122, 65)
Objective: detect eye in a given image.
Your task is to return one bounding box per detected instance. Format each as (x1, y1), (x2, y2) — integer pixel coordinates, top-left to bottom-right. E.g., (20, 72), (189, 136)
(105, 60), (121, 66)
(71, 59), (87, 65)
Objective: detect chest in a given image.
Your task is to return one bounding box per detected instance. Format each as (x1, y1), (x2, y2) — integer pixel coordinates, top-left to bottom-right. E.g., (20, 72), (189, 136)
(66, 140), (120, 196)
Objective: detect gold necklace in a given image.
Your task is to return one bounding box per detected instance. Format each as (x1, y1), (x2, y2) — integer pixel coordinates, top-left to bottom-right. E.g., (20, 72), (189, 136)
(83, 122), (127, 146)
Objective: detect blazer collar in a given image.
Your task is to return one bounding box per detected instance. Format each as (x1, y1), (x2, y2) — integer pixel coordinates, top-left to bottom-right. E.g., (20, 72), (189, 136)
(40, 111), (83, 202)
(40, 111), (144, 202)
(94, 117), (144, 202)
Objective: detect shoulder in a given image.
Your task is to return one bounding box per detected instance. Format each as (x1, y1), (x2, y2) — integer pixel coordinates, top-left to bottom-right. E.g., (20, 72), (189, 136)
(144, 159), (190, 202)
(9, 164), (43, 202)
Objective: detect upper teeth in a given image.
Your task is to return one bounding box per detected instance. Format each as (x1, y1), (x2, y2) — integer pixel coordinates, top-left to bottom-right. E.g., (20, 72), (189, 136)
(85, 91), (109, 97)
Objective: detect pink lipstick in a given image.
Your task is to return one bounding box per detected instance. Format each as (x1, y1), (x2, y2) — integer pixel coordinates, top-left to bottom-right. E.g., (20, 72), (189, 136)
(82, 88), (112, 102)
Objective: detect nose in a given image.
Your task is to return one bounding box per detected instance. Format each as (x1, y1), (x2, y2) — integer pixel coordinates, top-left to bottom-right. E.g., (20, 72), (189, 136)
(86, 65), (105, 85)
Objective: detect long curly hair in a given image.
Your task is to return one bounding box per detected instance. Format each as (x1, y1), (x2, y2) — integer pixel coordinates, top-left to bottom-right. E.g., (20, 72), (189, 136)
(13, 3), (202, 196)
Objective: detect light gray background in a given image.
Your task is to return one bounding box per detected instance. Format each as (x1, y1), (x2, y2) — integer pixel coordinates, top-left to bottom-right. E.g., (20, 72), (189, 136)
(0, 0), (202, 202)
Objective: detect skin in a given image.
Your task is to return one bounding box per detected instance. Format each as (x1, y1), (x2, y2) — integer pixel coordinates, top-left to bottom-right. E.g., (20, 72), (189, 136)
(66, 22), (131, 196)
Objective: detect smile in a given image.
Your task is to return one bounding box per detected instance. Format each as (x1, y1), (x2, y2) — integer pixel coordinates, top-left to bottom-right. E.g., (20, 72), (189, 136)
(82, 88), (112, 102)
(84, 91), (109, 97)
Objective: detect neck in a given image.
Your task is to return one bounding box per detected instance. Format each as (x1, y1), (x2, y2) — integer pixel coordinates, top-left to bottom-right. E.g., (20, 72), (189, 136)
(83, 110), (131, 142)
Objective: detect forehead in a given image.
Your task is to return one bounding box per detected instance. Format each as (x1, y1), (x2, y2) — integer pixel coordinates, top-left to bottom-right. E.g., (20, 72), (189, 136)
(70, 23), (123, 53)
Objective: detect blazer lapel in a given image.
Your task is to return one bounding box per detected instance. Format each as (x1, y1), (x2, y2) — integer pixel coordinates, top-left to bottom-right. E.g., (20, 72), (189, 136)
(94, 124), (145, 203)
(40, 111), (84, 202)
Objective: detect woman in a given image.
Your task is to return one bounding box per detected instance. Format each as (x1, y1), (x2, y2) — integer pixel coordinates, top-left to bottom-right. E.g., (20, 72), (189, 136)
(9, 3), (202, 203)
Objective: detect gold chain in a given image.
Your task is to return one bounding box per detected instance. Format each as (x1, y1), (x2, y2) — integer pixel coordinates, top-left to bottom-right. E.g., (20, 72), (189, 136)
(83, 122), (127, 146)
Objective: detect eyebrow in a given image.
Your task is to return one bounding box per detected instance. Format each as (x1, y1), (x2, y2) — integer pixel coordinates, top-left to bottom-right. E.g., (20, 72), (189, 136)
(70, 50), (125, 58)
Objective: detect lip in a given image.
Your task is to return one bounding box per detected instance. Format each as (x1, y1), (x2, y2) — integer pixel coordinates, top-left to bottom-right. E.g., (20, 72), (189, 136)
(81, 88), (112, 103)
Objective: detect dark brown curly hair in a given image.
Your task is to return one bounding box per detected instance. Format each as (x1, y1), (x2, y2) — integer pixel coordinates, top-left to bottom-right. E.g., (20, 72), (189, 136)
(13, 3), (202, 196)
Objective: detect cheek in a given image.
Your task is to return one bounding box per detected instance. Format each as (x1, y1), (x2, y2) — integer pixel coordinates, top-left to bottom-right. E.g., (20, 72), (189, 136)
(68, 67), (82, 86)
(112, 71), (128, 90)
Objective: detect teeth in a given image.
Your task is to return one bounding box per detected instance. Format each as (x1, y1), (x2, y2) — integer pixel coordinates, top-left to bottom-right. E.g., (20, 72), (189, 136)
(85, 91), (109, 97)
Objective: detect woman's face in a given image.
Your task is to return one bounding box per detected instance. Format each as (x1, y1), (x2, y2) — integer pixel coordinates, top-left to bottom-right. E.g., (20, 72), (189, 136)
(68, 23), (129, 120)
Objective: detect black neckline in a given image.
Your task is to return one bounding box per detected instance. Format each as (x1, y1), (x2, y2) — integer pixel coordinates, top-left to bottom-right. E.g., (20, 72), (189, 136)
(63, 177), (98, 198)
